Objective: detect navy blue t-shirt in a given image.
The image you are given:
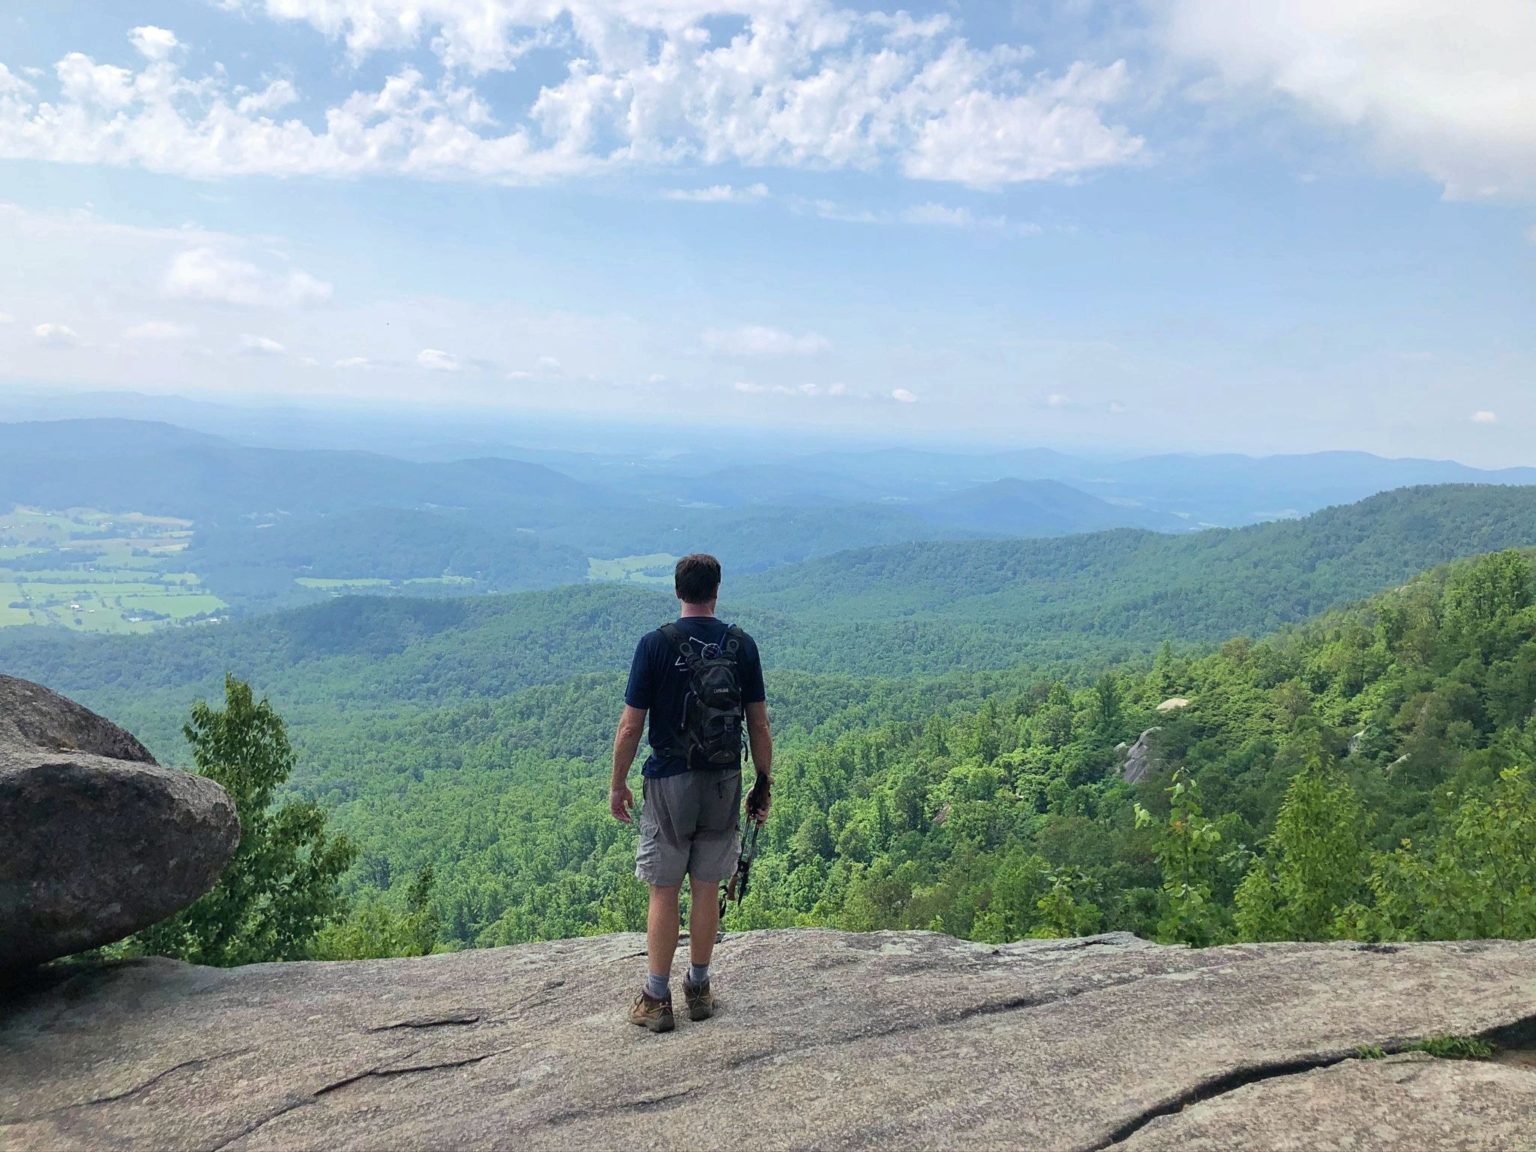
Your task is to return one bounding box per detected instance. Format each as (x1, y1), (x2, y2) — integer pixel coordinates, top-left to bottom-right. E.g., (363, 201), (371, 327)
(624, 617), (766, 779)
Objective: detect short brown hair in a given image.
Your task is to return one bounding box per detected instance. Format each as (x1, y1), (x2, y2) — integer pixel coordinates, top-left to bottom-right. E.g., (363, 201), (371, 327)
(675, 553), (722, 604)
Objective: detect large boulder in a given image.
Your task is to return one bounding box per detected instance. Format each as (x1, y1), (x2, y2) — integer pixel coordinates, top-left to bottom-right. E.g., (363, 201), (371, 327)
(2, 930), (1533, 1150)
(0, 675), (239, 974)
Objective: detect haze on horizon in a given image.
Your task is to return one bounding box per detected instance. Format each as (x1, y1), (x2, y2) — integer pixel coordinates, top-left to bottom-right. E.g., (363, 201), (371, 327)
(1, 1), (1533, 467)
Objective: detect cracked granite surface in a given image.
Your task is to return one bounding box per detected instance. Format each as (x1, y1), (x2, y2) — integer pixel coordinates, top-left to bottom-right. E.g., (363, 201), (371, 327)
(2, 929), (1533, 1151)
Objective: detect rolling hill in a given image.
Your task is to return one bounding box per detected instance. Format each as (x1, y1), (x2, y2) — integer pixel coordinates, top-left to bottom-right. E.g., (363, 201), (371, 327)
(0, 419), (1224, 615)
(5, 482), (1535, 754)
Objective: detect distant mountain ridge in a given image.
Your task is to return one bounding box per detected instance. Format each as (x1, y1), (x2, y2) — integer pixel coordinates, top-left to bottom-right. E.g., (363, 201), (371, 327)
(0, 419), (1204, 614)
(0, 420), (600, 521)
(793, 446), (1536, 525)
(915, 477), (1188, 535)
(2, 418), (1533, 624)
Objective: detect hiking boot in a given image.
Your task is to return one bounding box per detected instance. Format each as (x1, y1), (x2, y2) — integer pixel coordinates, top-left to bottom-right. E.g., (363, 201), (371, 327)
(629, 991), (674, 1033)
(683, 980), (715, 1022)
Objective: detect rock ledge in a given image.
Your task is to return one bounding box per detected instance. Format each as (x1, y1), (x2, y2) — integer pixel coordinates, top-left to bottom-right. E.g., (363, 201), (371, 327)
(2, 930), (1533, 1150)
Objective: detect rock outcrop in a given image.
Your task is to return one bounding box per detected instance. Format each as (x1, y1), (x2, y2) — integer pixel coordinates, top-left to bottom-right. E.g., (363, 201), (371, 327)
(1122, 726), (1161, 784)
(0, 675), (240, 974)
(3, 930), (1532, 1150)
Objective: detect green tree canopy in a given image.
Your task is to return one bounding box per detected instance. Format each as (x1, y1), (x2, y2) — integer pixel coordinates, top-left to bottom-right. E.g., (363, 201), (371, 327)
(133, 675), (357, 965)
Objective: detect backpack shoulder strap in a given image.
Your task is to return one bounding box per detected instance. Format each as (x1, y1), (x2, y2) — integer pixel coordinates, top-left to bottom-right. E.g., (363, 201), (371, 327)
(722, 624), (747, 661)
(659, 622), (703, 671)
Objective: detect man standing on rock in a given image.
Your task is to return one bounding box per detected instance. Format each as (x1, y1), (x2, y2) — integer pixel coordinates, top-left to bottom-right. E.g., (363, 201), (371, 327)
(610, 553), (773, 1033)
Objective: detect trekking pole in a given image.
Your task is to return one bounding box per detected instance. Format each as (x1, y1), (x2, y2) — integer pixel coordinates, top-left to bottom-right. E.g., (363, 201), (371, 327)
(717, 820), (759, 940)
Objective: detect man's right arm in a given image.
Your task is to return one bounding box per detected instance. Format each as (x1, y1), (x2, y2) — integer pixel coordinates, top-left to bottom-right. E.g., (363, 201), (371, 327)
(611, 704), (647, 823)
(613, 635), (653, 825)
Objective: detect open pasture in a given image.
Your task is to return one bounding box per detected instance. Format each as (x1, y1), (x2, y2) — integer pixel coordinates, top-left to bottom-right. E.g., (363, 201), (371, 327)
(587, 553), (679, 585)
(0, 506), (221, 632)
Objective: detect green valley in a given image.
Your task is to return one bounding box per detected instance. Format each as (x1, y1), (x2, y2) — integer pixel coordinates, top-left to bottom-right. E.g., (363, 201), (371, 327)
(6, 482), (1534, 748)
(3, 477), (1534, 959)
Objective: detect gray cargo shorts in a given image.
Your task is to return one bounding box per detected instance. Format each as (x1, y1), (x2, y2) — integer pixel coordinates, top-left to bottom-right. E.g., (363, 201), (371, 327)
(636, 770), (742, 888)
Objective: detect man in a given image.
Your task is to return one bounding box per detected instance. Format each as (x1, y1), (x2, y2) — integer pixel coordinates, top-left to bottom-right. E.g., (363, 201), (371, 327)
(610, 553), (773, 1033)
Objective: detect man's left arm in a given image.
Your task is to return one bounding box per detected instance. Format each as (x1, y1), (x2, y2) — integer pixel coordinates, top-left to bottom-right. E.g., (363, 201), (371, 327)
(745, 702), (773, 824)
(611, 704), (647, 823)
(743, 636), (773, 823)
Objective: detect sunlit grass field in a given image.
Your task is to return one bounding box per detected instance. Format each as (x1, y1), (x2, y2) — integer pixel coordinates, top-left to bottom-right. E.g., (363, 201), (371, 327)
(587, 553), (678, 585)
(0, 506), (226, 633)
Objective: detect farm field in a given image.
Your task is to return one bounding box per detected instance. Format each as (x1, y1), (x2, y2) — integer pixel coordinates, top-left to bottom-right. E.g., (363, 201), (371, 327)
(587, 553), (678, 585)
(295, 577), (393, 589)
(0, 506), (227, 633)
(296, 575), (476, 593)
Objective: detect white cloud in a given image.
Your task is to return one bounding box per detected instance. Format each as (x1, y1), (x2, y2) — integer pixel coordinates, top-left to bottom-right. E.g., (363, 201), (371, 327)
(236, 79), (300, 116)
(334, 355), (371, 368)
(128, 26), (180, 62)
(536, 354), (563, 373)
(0, 65), (35, 99)
(0, 200), (669, 410)
(797, 199), (881, 225)
(899, 203), (980, 228)
(703, 324), (830, 356)
(34, 322), (81, 348)
(164, 248), (332, 308)
(905, 61), (1143, 188)
(54, 54), (136, 111)
(125, 320), (195, 341)
(1471, 410), (1499, 424)
(663, 183), (771, 203)
(1163, 0), (1536, 199)
(0, 16), (1142, 188)
(794, 196), (1039, 235)
(891, 387), (918, 403)
(238, 333), (286, 356)
(1108, 400), (1128, 414)
(1046, 392), (1068, 408)
(418, 347), (463, 371)
(732, 379), (853, 398)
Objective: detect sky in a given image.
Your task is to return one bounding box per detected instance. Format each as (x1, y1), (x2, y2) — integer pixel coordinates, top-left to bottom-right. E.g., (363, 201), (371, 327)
(0, 1), (1533, 464)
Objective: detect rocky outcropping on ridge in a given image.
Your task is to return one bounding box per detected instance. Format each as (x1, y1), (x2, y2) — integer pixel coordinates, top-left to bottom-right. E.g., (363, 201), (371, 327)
(3, 930), (1533, 1150)
(1121, 726), (1161, 784)
(0, 675), (240, 974)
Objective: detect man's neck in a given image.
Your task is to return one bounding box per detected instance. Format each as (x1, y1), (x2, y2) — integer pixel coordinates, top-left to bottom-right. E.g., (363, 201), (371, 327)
(679, 601), (717, 619)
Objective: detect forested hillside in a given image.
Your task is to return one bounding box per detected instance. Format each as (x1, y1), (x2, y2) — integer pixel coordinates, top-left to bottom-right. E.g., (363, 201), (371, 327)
(300, 548), (1536, 949)
(7, 483), (1535, 958)
(738, 484), (1536, 635)
(6, 482), (1534, 755)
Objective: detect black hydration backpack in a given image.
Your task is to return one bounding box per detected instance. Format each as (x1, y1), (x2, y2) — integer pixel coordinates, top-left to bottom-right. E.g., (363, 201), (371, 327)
(661, 622), (747, 772)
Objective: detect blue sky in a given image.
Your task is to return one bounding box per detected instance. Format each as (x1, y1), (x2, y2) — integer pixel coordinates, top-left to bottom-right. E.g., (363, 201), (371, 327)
(0, 1), (1533, 464)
